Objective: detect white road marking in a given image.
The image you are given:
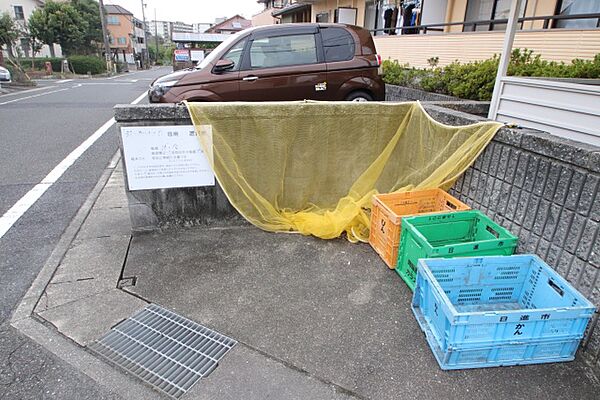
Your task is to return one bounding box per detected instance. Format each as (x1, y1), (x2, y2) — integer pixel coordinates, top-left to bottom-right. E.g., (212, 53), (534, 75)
(78, 82), (133, 85)
(104, 69), (150, 80)
(0, 85), (56, 98)
(0, 90), (147, 239)
(0, 88), (69, 106)
(56, 79), (74, 84)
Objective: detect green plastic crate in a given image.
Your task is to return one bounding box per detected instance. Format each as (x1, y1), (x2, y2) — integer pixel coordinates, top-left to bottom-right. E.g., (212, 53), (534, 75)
(396, 210), (518, 291)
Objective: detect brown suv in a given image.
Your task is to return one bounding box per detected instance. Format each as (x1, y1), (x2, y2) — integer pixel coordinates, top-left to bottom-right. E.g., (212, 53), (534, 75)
(149, 23), (384, 103)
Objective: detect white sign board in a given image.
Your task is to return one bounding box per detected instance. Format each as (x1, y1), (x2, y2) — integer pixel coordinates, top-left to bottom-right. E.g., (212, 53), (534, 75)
(121, 125), (214, 190)
(190, 49), (205, 62)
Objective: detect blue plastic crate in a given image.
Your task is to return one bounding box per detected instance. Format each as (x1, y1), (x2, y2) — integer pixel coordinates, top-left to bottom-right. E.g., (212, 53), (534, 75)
(412, 255), (596, 370)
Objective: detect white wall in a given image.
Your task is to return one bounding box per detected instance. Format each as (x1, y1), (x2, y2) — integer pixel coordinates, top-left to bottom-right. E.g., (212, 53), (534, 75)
(0, 0), (63, 58)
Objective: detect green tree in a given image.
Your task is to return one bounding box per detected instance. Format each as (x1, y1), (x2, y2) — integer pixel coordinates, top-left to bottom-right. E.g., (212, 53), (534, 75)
(28, 1), (86, 57)
(0, 12), (19, 59)
(70, 0), (103, 55)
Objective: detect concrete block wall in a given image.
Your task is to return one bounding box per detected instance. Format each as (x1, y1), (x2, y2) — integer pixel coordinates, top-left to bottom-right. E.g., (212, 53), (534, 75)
(385, 84), (490, 116)
(114, 104), (243, 231)
(115, 103), (600, 372)
(385, 84), (460, 102)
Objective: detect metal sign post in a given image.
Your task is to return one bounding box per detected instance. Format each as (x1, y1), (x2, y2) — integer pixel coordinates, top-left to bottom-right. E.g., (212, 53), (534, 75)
(488, 0), (522, 120)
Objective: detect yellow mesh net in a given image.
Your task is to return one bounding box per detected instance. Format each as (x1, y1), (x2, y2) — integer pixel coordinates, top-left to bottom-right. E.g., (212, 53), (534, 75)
(186, 101), (501, 242)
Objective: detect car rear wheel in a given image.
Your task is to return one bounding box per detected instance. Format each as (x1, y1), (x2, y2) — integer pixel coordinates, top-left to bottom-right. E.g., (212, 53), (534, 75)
(345, 91), (373, 102)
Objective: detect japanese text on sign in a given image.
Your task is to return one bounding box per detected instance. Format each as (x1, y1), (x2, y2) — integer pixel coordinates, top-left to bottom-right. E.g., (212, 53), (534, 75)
(121, 125), (214, 190)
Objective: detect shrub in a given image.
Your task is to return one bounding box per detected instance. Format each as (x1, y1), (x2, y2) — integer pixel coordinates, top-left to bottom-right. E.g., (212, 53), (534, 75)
(383, 49), (600, 101)
(18, 57), (64, 72)
(67, 55), (106, 74)
(381, 60), (429, 88)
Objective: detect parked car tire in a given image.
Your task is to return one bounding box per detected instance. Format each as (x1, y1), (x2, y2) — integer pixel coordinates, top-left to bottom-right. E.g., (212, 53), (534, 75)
(345, 91), (373, 102)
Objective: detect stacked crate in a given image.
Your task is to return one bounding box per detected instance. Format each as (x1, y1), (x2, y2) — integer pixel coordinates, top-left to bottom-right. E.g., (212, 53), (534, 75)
(369, 189), (596, 370)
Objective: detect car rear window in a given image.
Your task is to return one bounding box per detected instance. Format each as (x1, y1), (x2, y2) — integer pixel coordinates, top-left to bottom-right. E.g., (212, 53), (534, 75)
(321, 27), (355, 62)
(250, 34), (317, 69)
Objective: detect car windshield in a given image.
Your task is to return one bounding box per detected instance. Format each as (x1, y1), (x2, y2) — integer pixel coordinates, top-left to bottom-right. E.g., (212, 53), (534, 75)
(196, 32), (244, 70)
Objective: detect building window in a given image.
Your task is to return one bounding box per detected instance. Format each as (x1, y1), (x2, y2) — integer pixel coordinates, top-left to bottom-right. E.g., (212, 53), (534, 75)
(13, 5), (25, 20)
(464, 0), (527, 31)
(316, 12), (329, 23)
(554, 0), (600, 29)
(109, 37), (114, 44)
(107, 15), (120, 25)
(19, 37), (30, 51)
(137, 37), (144, 44)
(118, 37), (127, 45)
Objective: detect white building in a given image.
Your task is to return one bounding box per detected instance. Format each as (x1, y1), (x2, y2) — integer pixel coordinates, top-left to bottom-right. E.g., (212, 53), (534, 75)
(192, 22), (212, 33)
(171, 21), (193, 33)
(132, 17), (147, 58)
(148, 20), (171, 39)
(0, 0), (62, 58)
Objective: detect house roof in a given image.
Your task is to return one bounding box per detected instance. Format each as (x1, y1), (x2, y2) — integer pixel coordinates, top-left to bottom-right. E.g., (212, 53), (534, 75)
(105, 4), (133, 15)
(272, 2), (310, 17)
(206, 15), (251, 33)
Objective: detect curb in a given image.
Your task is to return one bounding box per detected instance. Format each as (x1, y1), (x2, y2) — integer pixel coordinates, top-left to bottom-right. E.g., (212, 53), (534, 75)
(10, 151), (162, 400)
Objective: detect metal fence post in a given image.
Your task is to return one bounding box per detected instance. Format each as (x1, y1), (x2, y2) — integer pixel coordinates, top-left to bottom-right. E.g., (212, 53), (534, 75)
(488, 0), (522, 120)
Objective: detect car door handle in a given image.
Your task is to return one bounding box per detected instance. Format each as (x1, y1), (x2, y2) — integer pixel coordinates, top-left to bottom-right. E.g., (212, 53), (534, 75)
(242, 76), (259, 82)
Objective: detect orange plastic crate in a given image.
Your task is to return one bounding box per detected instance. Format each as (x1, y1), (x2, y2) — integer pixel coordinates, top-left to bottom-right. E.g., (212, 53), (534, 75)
(369, 189), (470, 269)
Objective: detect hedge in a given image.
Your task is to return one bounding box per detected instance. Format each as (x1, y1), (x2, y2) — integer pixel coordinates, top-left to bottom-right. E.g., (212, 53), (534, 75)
(18, 57), (64, 72)
(382, 49), (600, 101)
(67, 55), (106, 75)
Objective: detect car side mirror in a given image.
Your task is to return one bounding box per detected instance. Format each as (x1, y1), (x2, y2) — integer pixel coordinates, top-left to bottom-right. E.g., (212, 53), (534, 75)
(213, 59), (235, 73)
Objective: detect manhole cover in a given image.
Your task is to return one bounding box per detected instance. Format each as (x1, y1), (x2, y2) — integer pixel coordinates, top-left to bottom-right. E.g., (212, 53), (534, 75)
(90, 304), (236, 398)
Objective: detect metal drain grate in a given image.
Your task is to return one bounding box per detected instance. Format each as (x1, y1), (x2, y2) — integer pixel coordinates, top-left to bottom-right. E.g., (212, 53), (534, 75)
(90, 304), (236, 398)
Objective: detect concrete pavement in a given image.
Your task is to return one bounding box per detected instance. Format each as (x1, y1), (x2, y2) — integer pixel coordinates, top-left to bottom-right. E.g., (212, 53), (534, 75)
(10, 157), (600, 399)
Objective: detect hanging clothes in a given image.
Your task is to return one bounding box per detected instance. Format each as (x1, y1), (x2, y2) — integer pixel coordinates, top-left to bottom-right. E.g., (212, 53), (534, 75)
(384, 7), (394, 33)
(389, 6), (399, 35)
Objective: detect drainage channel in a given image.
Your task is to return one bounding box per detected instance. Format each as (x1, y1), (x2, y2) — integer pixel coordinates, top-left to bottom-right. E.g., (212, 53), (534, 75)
(90, 303), (237, 398)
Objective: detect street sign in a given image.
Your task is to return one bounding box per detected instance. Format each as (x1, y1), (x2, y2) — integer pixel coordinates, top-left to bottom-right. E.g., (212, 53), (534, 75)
(174, 49), (190, 62)
(121, 125), (214, 191)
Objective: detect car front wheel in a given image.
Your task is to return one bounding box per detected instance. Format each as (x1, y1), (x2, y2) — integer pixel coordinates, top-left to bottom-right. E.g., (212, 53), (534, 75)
(345, 91), (373, 102)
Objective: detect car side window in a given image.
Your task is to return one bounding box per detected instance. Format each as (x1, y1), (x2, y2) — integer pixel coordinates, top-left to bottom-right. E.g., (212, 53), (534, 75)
(221, 39), (246, 71)
(250, 34), (317, 69)
(321, 27), (355, 62)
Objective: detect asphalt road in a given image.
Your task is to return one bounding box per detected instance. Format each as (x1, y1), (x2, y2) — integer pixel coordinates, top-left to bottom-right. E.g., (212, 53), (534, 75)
(0, 67), (169, 399)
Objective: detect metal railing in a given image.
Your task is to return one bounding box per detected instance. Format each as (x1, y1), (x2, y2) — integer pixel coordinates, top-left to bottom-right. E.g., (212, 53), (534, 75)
(370, 12), (600, 35)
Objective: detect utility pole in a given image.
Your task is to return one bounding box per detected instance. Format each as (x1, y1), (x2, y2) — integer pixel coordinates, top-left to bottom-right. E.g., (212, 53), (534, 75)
(154, 8), (159, 64)
(140, 0), (150, 69)
(98, 0), (113, 74)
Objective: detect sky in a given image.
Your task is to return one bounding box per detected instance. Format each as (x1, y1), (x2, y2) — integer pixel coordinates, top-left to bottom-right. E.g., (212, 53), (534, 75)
(110, 0), (264, 25)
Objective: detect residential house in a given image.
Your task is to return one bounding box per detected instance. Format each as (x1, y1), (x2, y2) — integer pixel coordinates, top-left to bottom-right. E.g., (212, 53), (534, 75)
(205, 15), (252, 34)
(0, 0), (61, 59)
(105, 4), (146, 65)
(252, 0), (281, 26)
(268, 1), (600, 68)
(373, 0), (600, 67)
(132, 17), (146, 59)
(272, 1), (312, 23)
